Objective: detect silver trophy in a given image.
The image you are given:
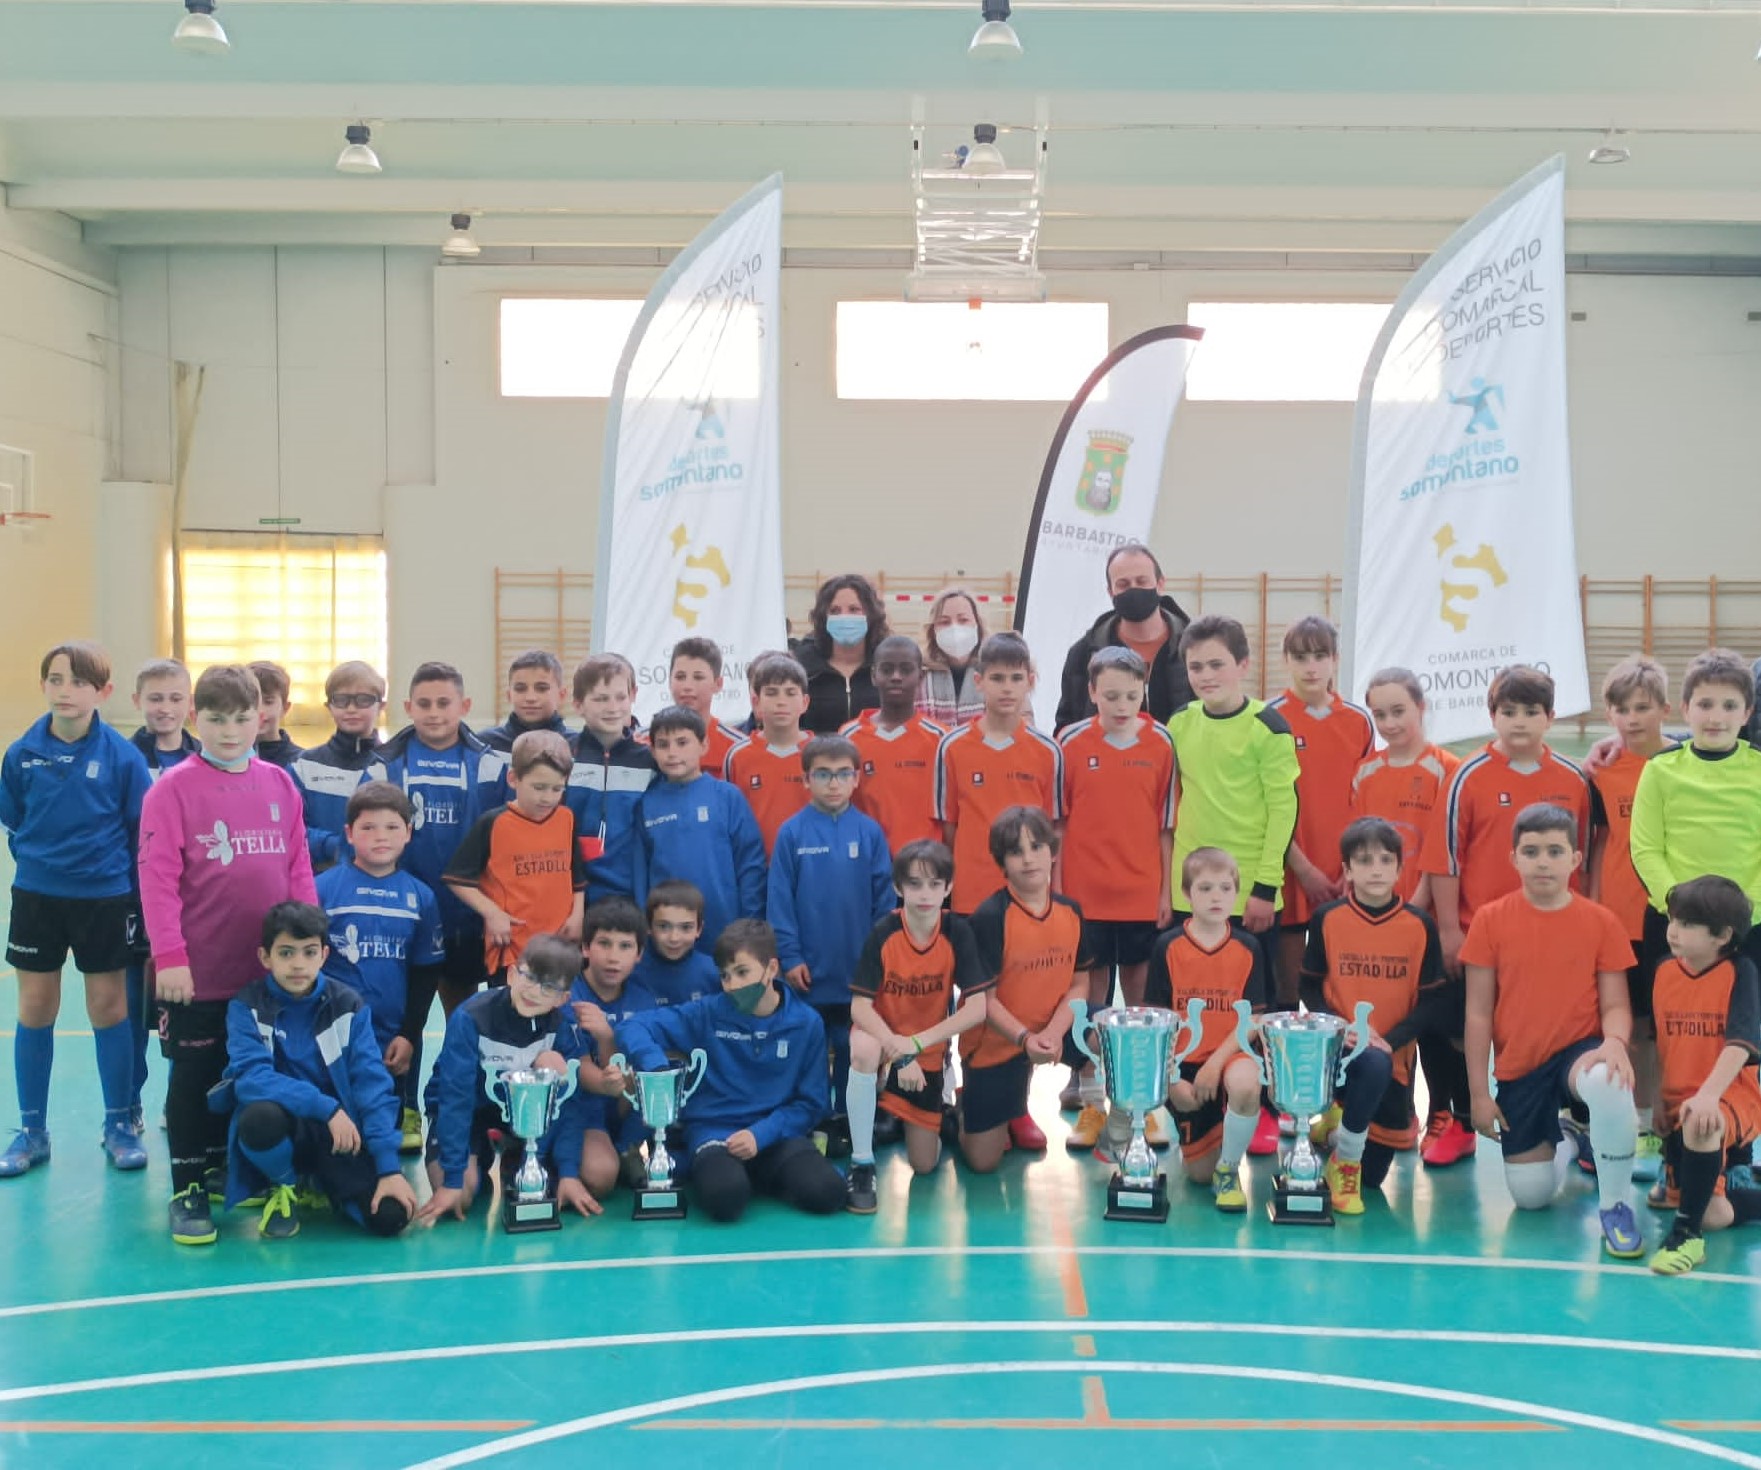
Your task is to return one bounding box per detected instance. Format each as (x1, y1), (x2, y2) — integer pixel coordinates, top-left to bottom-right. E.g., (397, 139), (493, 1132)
(609, 1048), (708, 1220)
(1071, 1001), (1203, 1223)
(1233, 999), (1373, 1226)
(483, 1058), (580, 1233)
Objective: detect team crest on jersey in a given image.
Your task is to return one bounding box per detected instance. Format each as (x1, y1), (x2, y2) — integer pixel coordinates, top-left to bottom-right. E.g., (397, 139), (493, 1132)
(1294, 736), (1307, 750)
(406, 892), (419, 909)
(270, 803), (280, 822)
(1087, 755), (1101, 770)
(971, 772), (984, 786)
(748, 775), (762, 789)
(85, 760), (100, 779)
(1497, 792), (1512, 806)
(848, 841), (860, 859)
(863, 761), (875, 776)
(697, 806), (710, 822)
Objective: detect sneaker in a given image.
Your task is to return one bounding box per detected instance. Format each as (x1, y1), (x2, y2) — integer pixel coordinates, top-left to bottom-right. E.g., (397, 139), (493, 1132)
(1422, 1118), (1477, 1168)
(1647, 1174), (1680, 1211)
(128, 1105), (146, 1136)
(292, 1182), (329, 1212)
(1248, 1109), (1281, 1157)
(398, 1107), (424, 1156)
(203, 1165), (228, 1204)
(258, 1183), (300, 1240)
(1560, 1115), (1597, 1176)
(1648, 1226), (1706, 1277)
(1008, 1114), (1048, 1152)
(1324, 1156), (1364, 1215)
(169, 1182), (217, 1246)
(940, 1102), (961, 1147)
(873, 1110), (904, 1148)
(1058, 1072), (1083, 1113)
(1631, 1130), (1664, 1184)
(823, 1117), (853, 1161)
(1066, 1104), (1107, 1151)
(1212, 1161), (1247, 1213)
(844, 1161), (878, 1215)
(1144, 1110), (1170, 1151)
(1419, 1109), (1451, 1154)
(1310, 1102), (1344, 1150)
(101, 1121), (148, 1171)
(0, 1129), (50, 1178)
(1599, 1200), (1644, 1259)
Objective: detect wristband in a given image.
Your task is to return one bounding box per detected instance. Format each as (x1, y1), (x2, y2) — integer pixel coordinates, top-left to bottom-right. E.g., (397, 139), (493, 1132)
(910, 1035), (924, 1055)
(1015, 1027), (1029, 1048)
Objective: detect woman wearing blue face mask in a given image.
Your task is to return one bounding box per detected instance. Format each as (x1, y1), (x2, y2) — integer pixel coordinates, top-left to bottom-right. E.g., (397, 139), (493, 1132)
(793, 574), (892, 734)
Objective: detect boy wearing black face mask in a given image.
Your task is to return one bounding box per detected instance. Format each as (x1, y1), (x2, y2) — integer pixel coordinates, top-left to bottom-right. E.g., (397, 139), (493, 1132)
(1053, 543), (1194, 731)
(615, 918), (847, 1222)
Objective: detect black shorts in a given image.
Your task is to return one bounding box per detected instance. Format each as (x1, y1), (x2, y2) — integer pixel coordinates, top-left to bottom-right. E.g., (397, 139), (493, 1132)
(1085, 920), (1160, 970)
(1171, 1057), (1226, 1161)
(881, 1063), (945, 1133)
(440, 935), (487, 992)
(7, 888), (138, 974)
(1494, 1036), (1602, 1157)
(961, 1053), (1032, 1135)
(424, 1104), (503, 1183)
(1631, 907), (1675, 1024)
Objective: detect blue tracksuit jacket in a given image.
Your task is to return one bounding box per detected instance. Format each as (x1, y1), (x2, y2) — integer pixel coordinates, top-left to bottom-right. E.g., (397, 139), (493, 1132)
(632, 946), (722, 1007)
(380, 723), (502, 943)
(315, 860), (445, 1049)
(767, 804), (895, 1006)
(566, 729), (657, 903)
(634, 775), (766, 953)
(291, 730), (387, 867)
(0, 713), (151, 899)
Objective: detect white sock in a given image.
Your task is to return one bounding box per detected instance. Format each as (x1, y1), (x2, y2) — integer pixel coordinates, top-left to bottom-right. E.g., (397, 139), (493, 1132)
(1220, 1109), (1257, 1168)
(1333, 1124), (1368, 1164)
(1078, 1070), (1104, 1107)
(1577, 1062), (1636, 1210)
(846, 1069), (878, 1165)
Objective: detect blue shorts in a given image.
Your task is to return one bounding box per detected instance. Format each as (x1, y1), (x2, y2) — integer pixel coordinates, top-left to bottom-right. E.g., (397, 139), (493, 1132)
(1494, 1036), (1600, 1158)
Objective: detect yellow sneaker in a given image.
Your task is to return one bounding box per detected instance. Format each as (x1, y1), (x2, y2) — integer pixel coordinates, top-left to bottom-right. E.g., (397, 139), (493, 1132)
(1648, 1228), (1705, 1276)
(1144, 1110), (1170, 1150)
(1066, 1104), (1107, 1151)
(399, 1107), (424, 1156)
(1310, 1103), (1343, 1149)
(1325, 1156), (1364, 1216)
(1212, 1161), (1247, 1212)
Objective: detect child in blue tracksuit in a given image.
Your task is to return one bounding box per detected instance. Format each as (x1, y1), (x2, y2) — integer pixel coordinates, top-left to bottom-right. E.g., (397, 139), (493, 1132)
(569, 655), (657, 904)
(633, 880), (722, 1006)
(617, 919), (846, 1222)
(222, 902), (417, 1240)
(767, 735), (895, 1150)
(636, 706), (766, 954)
(291, 660), (388, 869)
(0, 641), (153, 1177)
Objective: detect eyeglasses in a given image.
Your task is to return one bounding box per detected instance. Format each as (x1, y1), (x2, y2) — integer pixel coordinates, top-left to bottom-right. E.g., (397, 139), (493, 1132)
(809, 768), (858, 785)
(328, 693), (383, 710)
(513, 964), (571, 996)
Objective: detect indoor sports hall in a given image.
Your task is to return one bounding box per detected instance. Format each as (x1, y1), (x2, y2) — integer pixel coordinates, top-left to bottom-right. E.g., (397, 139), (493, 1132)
(2, 2), (1760, 1465)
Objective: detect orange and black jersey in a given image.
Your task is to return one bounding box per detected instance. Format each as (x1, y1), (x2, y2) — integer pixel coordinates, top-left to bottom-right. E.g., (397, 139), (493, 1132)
(1057, 715), (1176, 923)
(1349, 744), (1461, 903)
(852, 911), (987, 1073)
(1653, 954), (1761, 1129)
(1300, 895), (1448, 1085)
(1267, 690), (1376, 926)
(961, 889), (1091, 1069)
(1145, 922), (1268, 1066)
(445, 802), (588, 971)
(1588, 745), (1676, 942)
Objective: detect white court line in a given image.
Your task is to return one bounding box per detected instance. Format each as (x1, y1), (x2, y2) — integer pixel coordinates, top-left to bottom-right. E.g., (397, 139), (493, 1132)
(398, 1359), (1761, 1470)
(0, 1318), (1758, 1409)
(4, 1242), (1757, 1322)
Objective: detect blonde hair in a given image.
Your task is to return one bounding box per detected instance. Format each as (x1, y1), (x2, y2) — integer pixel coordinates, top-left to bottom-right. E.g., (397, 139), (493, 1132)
(324, 660), (386, 701)
(922, 586), (989, 671)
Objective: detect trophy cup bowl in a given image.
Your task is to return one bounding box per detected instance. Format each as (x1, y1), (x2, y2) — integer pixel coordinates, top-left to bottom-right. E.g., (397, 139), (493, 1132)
(1257, 1005), (1370, 1227)
(610, 1048), (707, 1220)
(484, 1060), (579, 1233)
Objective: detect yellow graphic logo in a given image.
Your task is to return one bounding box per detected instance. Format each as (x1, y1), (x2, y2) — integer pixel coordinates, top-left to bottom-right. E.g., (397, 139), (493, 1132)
(670, 522), (731, 628)
(1434, 523), (1508, 633)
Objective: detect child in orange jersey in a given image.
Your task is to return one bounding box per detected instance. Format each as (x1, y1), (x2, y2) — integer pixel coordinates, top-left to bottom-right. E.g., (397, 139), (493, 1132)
(723, 652), (812, 855)
(844, 635), (945, 855)
(667, 637), (747, 778)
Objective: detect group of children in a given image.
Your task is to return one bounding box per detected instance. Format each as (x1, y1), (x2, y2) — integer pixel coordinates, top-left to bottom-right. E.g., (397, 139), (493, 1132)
(4, 555), (1758, 1278)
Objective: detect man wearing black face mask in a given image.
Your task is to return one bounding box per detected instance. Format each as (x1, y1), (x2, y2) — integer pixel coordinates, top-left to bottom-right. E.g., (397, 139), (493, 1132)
(1052, 543), (1194, 731)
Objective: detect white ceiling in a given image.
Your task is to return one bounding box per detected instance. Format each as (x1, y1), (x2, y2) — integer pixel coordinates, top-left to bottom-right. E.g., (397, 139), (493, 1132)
(3, 0), (1761, 257)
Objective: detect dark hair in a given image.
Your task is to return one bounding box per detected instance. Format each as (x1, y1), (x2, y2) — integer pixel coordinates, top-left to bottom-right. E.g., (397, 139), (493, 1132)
(346, 779), (414, 827)
(193, 664), (261, 717)
(507, 649), (564, 683)
(1666, 875), (1753, 956)
(261, 901), (328, 948)
(646, 879), (706, 922)
(1511, 801), (1577, 847)
(988, 805), (1059, 866)
(509, 729), (573, 778)
(1282, 614), (1339, 659)
(893, 838), (954, 887)
(1364, 666), (1424, 707)
(1681, 648), (1756, 710)
(1087, 646), (1148, 685)
(670, 637), (724, 679)
(802, 734), (860, 772)
(520, 933), (581, 989)
(573, 652), (636, 703)
(1488, 665), (1555, 716)
(408, 660), (464, 694)
(1179, 614), (1250, 664)
(1104, 542), (1163, 584)
(1180, 846), (1239, 893)
(807, 574), (892, 660)
(714, 917), (778, 970)
(1340, 816), (1404, 867)
(975, 631), (1034, 673)
(873, 633), (923, 669)
(581, 896), (648, 949)
(40, 640), (112, 689)
(247, 659), (292, 703)
(648, 704), (707, 743)
(750, 651), (809, 695)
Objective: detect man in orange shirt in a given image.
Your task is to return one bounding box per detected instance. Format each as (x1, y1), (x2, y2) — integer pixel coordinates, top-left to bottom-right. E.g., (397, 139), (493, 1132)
(844, 635), (945, 854)
(1462, 803), (1641, 1259)
(723, 652), (813, 855)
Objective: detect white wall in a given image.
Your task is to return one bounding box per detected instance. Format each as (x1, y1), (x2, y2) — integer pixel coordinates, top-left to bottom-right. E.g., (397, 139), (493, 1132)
(108, 246), (1761, 706)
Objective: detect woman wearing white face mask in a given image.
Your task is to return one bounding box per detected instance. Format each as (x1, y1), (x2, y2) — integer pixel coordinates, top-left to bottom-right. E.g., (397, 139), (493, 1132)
(793, 574), (892, 734)
(917, 587), (989, 728)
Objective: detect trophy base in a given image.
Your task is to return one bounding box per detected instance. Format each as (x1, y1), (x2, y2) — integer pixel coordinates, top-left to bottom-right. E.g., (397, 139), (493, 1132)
(1104, 1171), (1168, 1224)
(1268, 1175), (1334, 1227)
(502, 1193), (563, 1234)
(632, 1186), (688, 1222)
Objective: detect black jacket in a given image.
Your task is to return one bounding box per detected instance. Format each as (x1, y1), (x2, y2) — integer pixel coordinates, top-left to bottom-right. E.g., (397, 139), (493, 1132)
(253, 730), (303, 771)
(1053, 595), (1195, 731)
(791, 639), (880, 736)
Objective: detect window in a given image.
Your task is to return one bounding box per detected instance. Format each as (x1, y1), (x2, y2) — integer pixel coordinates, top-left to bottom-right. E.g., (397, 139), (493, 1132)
(180, 533), (388, 728)
(836, 301), (1109, 401)
(1184, 302), (1391, 402)
(499, 298), (645, 398)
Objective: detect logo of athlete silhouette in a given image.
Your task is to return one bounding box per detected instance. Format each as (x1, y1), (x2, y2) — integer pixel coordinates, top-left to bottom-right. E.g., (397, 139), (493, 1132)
(1449, 377), (1504, 435)
(197, 820), (235, 867)
(688, 396), (725, 441)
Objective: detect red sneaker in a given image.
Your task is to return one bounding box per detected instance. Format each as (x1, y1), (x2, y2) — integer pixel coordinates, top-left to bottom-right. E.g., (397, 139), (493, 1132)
(1419, 1110), (1451, 1154)
(1248, 1108), (1281, 1157)
(1008, 1114), (1048, 1152)
(1422, 1117), (1477, 1167)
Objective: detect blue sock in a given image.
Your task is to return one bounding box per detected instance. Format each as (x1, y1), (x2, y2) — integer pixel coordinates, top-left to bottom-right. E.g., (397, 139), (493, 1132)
(14, 1024), (53, 1132)
(240, 1136), (295, 1185)
(92, 1020), (134, 1126)
(124, 963), (151, 1110)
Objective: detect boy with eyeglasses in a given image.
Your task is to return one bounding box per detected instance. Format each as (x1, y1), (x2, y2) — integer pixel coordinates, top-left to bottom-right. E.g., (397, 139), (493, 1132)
(290, 660), (388, 871)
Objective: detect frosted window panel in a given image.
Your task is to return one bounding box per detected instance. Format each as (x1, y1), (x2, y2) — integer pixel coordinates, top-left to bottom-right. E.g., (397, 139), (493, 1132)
(1185, 302), (1392, 402)
(500, 298), (646, 398)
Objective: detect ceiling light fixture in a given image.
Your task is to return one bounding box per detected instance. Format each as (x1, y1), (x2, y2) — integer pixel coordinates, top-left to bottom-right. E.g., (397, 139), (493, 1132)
(964, 124), (1007, 175)
(336, 124), (382, 175)
(172, 0), (229, 55)
(969, 0), (1022, 60)
(441, 213), (481, 259)
(1587, 130), (1631, 165)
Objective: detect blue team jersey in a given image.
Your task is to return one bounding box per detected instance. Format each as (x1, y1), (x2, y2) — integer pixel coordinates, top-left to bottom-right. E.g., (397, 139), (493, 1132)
(316, 861), (444, 1044)
(632, 947), (721, 1007)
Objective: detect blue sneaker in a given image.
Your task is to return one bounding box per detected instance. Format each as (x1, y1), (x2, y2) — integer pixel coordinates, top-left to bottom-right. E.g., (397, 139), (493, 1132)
(1631, 1130), (1663, 1184)
(1560, 1115), (1596, 1175)
(0, 1129), (50, 1178)
(101, 1121), (148, 1171)
(1727, 1164), (1756, 1192)
(1600, 1200), (1644, 1259)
